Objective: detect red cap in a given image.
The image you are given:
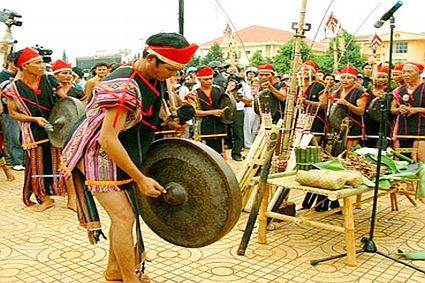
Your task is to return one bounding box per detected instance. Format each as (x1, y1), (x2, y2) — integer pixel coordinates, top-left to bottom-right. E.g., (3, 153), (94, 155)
(376, 65), (389, 76)
(257, 64), (274, 74)
(339, 65), (358, 78)
(403, 62), (424, 73)
(196, 66), (214, 79)
(146, 44), (198, 69)
(16, 47), (42, 67)
(52, 59), (72, 74)
(302, 60), (318, 73)
(392, 64), (404, 73)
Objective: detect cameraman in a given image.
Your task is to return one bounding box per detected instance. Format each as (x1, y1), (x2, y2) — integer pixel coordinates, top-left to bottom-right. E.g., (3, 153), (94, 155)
(226, 75), (251, 161)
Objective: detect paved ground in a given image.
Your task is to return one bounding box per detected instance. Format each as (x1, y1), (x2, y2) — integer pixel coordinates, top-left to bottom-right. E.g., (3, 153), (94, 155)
(0, 158), (424, 283)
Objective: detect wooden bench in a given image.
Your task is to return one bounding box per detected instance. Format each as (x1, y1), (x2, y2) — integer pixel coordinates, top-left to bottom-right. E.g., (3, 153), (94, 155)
(257, 172), (396, 266)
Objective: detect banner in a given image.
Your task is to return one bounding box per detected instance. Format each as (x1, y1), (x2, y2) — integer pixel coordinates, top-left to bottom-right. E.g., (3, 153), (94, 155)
(370, 33), (382, 53)
(324, 12), (340, 38)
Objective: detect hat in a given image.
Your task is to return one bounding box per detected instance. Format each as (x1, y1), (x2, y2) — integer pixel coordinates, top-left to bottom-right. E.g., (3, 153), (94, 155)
(145, 43), (198, 69)
(72, 67), (85, 78)
(339, 65), (358, 78)
(245, 66), (258, 74)
(186, 66), (197, 73)
(52, 59), (72, 74)
(403, 62), (425, 73)
(392, 64), (404, 73)
(196, 66), (214, 79)
(376, 65), (389, 76)
(281, 74), (290, 80)
(357, 73), (364, 79)
(257, 64), (274, 74)
(302, 60), (319, 73)
(16, 47), (42, 67)
(208, 60), (228, 68)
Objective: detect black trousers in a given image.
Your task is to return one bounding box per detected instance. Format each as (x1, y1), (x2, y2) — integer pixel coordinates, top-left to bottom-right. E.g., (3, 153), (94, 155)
(231, 110), (244, 158)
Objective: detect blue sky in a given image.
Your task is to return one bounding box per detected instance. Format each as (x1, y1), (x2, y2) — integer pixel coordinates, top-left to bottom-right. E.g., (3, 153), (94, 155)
(1, 0), (421, 64)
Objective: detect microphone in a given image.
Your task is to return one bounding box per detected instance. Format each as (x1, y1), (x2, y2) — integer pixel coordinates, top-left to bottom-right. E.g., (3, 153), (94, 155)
(373, 0), (403, 28)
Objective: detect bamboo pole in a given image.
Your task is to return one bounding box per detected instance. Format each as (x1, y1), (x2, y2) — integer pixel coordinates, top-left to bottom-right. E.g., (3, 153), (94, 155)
(281, 0), (309, 152)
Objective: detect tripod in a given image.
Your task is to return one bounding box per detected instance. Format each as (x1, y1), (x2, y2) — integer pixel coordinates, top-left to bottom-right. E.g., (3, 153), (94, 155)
(310, 16), (425, 274)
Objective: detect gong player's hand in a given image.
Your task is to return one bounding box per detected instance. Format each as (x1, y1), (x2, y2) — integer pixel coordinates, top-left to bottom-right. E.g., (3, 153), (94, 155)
(212, 109), (224, 117)
(34, 117), (49, 128)
(136, 176), (166, 198)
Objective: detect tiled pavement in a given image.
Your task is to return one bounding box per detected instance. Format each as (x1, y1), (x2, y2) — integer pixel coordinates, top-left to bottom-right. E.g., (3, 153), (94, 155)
(0, 160), (424, 283)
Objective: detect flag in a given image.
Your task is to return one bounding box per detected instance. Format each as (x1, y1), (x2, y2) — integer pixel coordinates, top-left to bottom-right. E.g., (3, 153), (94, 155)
(370, 33), (382, 53)
(325, 12), (341, 38)
(223, 22), (232, 38)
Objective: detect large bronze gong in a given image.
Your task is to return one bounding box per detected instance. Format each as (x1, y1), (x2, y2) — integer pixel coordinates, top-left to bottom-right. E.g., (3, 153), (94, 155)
(48, 97), (85, 148)
(328, 103), (348, 130)
(138, 138), (241, 248)
(367, 97), (383, 122)
(219, 92), (237, 124)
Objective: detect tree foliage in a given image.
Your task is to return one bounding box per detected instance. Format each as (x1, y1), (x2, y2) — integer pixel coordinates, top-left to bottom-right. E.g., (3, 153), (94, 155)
(188, 55), (201, 68)
(249, 50), (265, 67)
(272, 39), (311, 74)
(200, 43), (225, 66)
(311, 29), (366, 74)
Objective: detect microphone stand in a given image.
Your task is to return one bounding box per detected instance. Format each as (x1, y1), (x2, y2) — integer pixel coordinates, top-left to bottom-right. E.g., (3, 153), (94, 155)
(310, 16), (425, 274)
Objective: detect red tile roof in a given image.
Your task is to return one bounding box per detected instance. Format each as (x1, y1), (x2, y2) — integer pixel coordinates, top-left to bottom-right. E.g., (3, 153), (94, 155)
(200, 25), (325, 50)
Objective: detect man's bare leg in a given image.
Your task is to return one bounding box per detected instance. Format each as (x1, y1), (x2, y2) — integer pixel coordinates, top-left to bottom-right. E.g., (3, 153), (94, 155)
(32, 195), (54, 212)
(64, 177), (77, 212)
(94, 190), (139, 283)
(104, 228), (122, 281)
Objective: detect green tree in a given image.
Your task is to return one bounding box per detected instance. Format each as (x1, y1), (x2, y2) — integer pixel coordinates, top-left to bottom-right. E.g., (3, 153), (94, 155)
(272, 39), (311, 74)
(200, 43), (225, 66)
(311, 29), (366, 74)
(188, 55), (201, 69)
(249, 50), (265, 67)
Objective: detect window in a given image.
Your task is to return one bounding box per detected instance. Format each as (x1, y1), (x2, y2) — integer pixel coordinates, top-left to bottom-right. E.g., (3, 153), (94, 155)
(394, 42), (408, 53)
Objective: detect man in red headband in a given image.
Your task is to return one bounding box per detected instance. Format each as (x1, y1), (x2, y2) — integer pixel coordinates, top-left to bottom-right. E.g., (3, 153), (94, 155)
(192, 66), (226, 154)
(257, 64), (288, 123)
(52, 59), (85, 101)
(391, 61), (425, 164)
(364, 65), (393, 147)
(61, 32), (198, 282)
(3, 47), (69, 212)
(331, 65), (369, 149)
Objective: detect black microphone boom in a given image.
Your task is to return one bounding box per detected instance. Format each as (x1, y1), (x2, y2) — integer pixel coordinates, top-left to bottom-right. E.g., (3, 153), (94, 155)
(374, 0), (403, 28)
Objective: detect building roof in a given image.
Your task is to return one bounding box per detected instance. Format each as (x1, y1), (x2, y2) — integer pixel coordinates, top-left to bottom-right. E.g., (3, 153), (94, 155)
(200, 25), (325, 51)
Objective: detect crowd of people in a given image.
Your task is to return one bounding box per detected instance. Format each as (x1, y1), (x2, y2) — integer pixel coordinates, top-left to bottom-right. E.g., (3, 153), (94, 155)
(1, 31), (425, 281)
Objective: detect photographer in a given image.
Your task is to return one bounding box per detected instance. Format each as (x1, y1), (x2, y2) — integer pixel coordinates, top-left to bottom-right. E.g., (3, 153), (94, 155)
(226, 74), (251, 161)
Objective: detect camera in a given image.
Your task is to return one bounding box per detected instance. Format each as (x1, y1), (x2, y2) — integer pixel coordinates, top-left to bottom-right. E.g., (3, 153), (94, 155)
(33, 44), (53, 63)
(0, 9), (22, 27)
(227, 74), (243, 91)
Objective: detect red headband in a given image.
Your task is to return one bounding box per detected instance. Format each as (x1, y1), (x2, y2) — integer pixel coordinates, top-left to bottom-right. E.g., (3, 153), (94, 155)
(146, 44), (198, 69)
(52, 59), (72, 73)
(376, 65), (389, 76)
(404, 62), (424, 73)
(257, 64), (274, 73)
(339, 66), (358, 78)
(196, 66), (214, 78)
(16, 47), (42, 67)
(303, 60), (319, 73)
